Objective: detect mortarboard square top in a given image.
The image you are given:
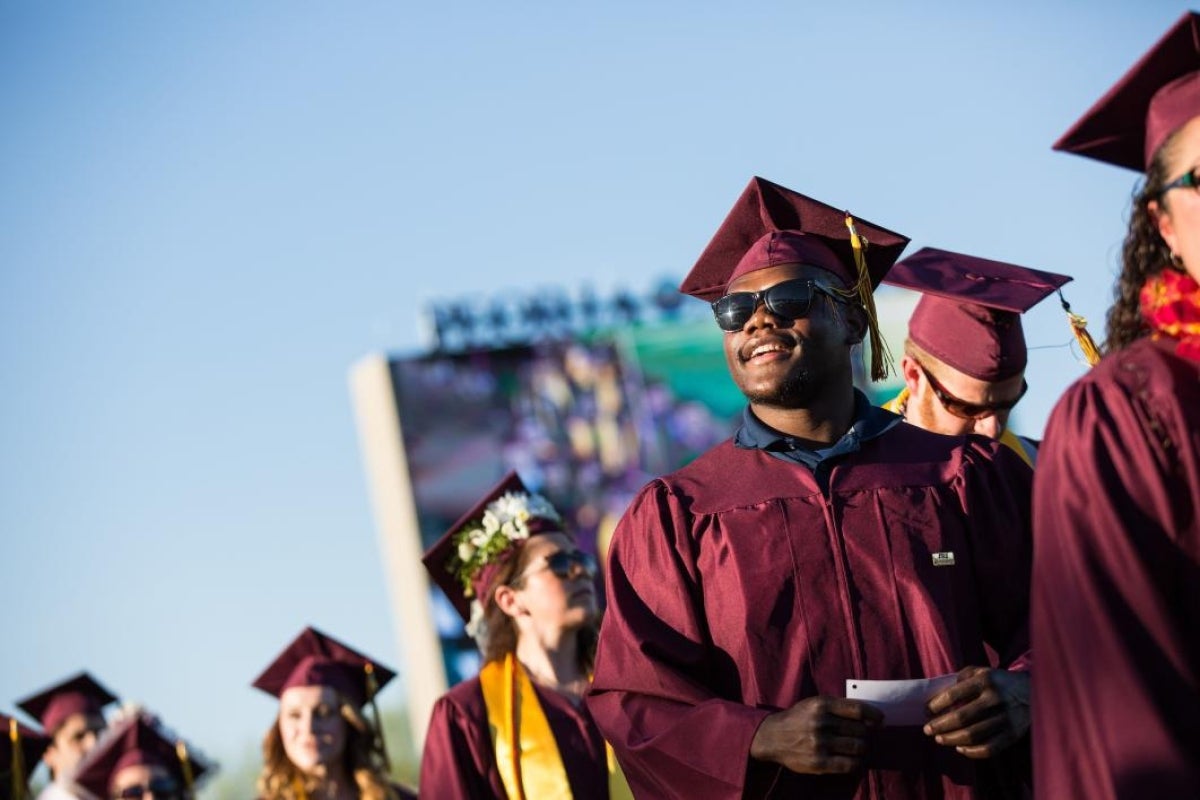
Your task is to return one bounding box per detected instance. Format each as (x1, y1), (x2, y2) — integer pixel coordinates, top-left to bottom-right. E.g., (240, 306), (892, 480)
(16, 673), (118, 735)
(680, 176), (910, 302)
(251, 627), (396, 708)
(70, 712), (212, 800)
(422, 471), (566, 623)
(1, 713), (50, 787)
(1055, 11), (1200, 171)
(885, 247), (1073, 381)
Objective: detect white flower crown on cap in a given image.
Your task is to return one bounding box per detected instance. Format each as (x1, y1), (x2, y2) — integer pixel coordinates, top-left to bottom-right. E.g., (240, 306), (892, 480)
(447, 490), (562, 600)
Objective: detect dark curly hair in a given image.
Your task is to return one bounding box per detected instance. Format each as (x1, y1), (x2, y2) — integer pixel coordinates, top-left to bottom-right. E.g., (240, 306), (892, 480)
(1107, 137), (1179, 351)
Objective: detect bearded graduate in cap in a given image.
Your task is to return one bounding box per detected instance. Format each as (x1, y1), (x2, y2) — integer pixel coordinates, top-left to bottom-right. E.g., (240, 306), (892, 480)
(586, 177), (1037, 800)
(1, 715), (49, 800)
(1033, 10), (1200, 797)
(251, 628), (415, 800)
(68, 711), (212, 800)
(419, 471), (632, 800)
(881, 247), (1086, 466)
(16, 674), (118, 800)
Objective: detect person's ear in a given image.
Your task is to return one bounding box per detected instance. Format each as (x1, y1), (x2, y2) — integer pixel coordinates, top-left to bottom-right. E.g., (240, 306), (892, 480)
(492, 585), (525, 619)
(1149, 198), (1180, 257)
(42, 742), (62, 775)
(843, 304), (867, 345)
(900, 355), (922, 396)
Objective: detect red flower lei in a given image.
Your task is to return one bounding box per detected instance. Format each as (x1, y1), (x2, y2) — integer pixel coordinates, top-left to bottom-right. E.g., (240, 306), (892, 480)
(1140, 267), (1200, 362)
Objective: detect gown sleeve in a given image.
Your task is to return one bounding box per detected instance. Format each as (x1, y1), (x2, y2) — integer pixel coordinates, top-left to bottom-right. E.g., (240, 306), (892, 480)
(958, 440), (1034, 673)
(585, 481), (777, 800)
(1032, 371), (1200, 798)
(418, 688), (505, 800)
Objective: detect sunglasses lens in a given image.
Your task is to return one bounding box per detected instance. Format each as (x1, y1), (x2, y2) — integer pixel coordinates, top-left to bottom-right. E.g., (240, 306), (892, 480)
(712, 281), (820, 331)
(763, 281), (815, 319)
(114, 782), (180, 800)
(546, 551), (598, 579)
(712, 294), (756, 331)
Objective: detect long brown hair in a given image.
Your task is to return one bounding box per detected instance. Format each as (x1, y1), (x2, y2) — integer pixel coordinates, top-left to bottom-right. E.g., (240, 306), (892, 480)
(1107, 137), (1179, 351)
(477, 537), (600, 671)
(256, 699), (393, 800)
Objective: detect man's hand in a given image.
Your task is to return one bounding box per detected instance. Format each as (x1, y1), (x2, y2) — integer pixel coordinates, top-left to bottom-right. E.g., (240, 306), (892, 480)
(750, 696), (884, 774)
(923, 666), (1030, 758)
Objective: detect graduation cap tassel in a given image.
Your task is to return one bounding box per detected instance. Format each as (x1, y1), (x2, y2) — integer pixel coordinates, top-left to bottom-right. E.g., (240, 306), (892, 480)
(845, 214), (892, 381)
(1058, 289), (1102, 366)
(364, 664), (391, 773)
(175, 740), (195, 792)
(10, 718), (25, 800)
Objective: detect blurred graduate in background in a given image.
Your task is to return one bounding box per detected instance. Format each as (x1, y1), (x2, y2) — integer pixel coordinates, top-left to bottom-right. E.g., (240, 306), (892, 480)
(16, 674), (119, 800)
(252, 627), (415, 800)
(420, 471), (630, 799)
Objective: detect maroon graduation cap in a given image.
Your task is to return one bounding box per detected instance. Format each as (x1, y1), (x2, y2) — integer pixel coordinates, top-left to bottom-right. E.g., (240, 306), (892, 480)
(421, 471), (565, 623)
(70, 712), (212, 800)
(884, 247), (1073, 381)
(251, 627), (395, 708)
(1055, 11), (1200, 170)
(16, 673), (118, 735)
(680, 176), (910, 302)
(1, 713), (49, 800)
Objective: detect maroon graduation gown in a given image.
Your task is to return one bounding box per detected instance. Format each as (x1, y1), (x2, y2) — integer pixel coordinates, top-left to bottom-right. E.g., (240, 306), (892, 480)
(587, 423), (1033, 799)
(419, 674), (611, 799)
(1032, 336), (1200, 798)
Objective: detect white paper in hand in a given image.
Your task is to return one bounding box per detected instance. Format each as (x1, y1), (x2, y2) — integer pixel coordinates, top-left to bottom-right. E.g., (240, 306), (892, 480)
(845, 674), (959, 727)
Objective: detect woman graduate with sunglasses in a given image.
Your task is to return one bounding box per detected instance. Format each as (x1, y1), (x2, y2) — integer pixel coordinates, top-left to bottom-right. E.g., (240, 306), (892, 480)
(419, 472), (631, 800)
(252, 627), (416, 800)
(1033, 11), (1200, 798)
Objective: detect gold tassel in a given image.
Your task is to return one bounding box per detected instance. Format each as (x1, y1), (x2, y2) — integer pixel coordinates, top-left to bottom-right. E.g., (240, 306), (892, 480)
(1058, 290), (1102, 366)
(844, 214), (892, 381)
(10, 718), (25, 800)
(364, 663), (391, 773)
(174, 740), (194, 792)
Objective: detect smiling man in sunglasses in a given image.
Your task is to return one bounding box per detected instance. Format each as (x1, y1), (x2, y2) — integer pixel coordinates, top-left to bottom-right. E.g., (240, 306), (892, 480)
(881, 248), (1079, 467)
(588, 177), (1036, 800)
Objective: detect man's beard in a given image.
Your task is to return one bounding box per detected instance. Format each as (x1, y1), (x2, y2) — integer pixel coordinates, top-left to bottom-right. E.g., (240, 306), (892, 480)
(741, 369), (817, 408)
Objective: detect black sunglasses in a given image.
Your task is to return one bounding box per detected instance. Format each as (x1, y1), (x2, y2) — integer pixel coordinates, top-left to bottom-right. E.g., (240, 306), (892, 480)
(1158, 166), (1200, 200)
(113, 780), (182, 800)
(711, 279), (846, 332)
(513, 550), (598, 584)
(917, 361), (1028, 420)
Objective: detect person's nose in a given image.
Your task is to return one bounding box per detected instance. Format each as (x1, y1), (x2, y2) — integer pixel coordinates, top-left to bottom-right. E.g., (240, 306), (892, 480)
(972, 413), (1003, 439)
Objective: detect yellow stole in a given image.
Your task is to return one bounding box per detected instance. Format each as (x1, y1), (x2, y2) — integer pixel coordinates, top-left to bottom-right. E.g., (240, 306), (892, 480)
(883, 388), (1034, 467)
(479, 653), (633, 800)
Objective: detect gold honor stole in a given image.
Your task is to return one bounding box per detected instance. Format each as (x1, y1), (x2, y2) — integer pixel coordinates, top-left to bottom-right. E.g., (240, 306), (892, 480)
(882, 388), (1034, 468)
(479, 653), (633, 800)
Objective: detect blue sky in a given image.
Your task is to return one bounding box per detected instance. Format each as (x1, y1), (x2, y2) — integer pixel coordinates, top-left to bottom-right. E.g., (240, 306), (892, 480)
(1, 0), (1181, 784)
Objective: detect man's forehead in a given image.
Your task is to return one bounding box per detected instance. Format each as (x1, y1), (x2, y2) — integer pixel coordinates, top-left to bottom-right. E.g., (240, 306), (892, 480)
(727, 262), (842, 291)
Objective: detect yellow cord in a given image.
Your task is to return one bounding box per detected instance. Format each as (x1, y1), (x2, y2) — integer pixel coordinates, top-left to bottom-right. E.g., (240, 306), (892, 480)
(844, 214), (892, 380)
(10, 718), (25, 800)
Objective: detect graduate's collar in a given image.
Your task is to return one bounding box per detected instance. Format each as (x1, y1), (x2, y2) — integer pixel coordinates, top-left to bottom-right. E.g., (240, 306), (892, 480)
(734, 389), (900, 454)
